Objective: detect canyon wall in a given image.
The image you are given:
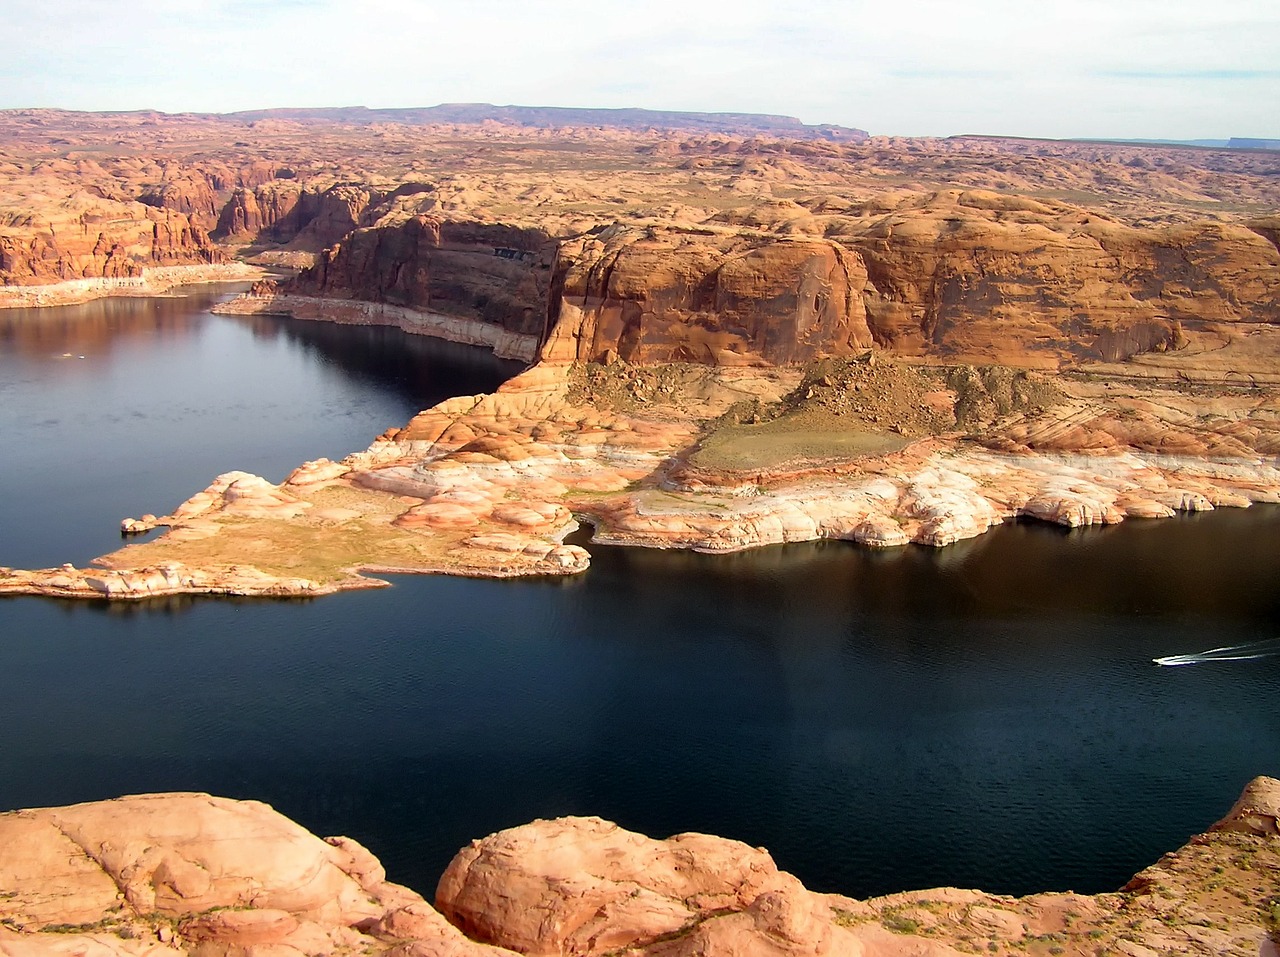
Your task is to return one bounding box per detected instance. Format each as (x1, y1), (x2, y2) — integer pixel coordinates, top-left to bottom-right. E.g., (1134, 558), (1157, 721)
(8, 109), (1278, 371)
(213, 182), (389, 249)
(253, 197), (1280, 370)
(538, 195), (1280, 368)
(542, 226), (876, 365)
(0, 158), (288, 285)
(838, 191), (1280, 364)
(282, 217), (559, 337)
(0, 202), (223, 285)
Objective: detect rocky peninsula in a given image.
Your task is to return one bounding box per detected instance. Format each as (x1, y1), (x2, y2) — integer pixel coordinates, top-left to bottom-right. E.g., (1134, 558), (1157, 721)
(1, 777), (1277, 957)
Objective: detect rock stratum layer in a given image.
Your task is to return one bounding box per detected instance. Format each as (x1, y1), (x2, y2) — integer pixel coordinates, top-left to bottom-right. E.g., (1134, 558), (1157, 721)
(229, 192), (1279, 373)
(537, 200), (1280, 370)
(1, 779), (1277, 957)
(0, 263), (261, 308)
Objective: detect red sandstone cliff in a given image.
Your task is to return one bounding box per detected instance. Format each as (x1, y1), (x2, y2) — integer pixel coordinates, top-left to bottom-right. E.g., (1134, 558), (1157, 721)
(839, 191), (1280, 363)
(0, 201), (223, 285)
(534, 191), (1280, 369)
(240, 187), (1280, 371)
(282, 216), (558, 336)
(214, 182), (385, 249)
(7, 109), (1278, 375)
(542, 225), (876, 365)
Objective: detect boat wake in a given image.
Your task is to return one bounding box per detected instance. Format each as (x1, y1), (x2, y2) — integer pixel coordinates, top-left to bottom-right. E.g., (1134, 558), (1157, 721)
(1154, 637), (1280, 667)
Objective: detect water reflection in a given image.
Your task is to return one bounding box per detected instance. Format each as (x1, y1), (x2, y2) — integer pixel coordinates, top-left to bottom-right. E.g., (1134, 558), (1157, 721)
(583, 506), (1280, 623)
(228, 311), (524, 411)
(0, 287), (241, 360)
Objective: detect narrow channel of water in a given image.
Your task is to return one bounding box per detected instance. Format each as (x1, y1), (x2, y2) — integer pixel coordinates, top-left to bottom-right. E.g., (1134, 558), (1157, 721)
(0, 289), (1275, 900)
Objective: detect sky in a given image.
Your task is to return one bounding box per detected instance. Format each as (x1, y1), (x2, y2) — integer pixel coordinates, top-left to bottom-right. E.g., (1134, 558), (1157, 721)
(2, 0), (1277, 139)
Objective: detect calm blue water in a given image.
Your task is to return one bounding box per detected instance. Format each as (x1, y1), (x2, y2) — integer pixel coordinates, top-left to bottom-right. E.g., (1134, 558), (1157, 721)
(0, 288), (1276, 901)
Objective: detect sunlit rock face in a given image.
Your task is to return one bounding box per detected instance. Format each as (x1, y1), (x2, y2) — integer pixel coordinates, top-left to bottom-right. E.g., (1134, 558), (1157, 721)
(542, 226), (877, 366)
(2, 780), (1276, 957)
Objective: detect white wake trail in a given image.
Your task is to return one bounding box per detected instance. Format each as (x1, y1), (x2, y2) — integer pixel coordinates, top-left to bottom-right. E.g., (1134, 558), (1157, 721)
(1154, 637), (1280, 667)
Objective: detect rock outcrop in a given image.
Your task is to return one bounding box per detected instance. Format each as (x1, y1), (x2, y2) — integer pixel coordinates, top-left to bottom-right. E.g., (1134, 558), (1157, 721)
(284, 217), (557, 338)
(235, 197), (1280, 373)
(213, 182), (384, 250)
(214, 181), (304, 239)
(542, 226), (876, 366)
(837, 190), (1280, 364)
(0, 201), (223, 286)
(0, 792), (508, 957)
(435, 815), (817, 956)
(1, 779), (1277, 956)
(6, 107), (1280, 372)
(137, 171), (223, 230)
(537, 195), (1280, 370)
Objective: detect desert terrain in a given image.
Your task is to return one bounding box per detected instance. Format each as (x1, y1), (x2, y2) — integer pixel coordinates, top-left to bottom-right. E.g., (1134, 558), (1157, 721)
(1, 105), (1278, 597)
(1, 102), (1278, 957)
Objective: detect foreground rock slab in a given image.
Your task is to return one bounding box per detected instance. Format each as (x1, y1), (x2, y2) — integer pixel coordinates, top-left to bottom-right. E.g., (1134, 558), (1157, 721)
(1, 779), (1277, 956)
(0, 792), (507, 957)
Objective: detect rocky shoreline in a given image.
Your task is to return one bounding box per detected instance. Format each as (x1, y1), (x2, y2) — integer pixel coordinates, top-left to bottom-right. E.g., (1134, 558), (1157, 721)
(212, 291), (540, 362)
(1, 777), (1276, 957)
(0, 263), (264, 309)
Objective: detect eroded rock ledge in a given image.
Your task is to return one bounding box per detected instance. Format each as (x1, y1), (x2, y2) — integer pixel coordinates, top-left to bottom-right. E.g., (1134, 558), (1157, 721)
(1, 778), (1277, 957)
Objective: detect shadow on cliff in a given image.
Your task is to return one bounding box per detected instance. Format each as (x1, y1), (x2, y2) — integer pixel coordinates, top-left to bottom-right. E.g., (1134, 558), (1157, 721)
(229, 312), (525, 411)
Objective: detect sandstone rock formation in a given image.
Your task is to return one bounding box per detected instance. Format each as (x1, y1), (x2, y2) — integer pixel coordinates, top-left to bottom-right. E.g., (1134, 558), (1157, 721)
(228, 192), (1280, 373)
(0, 200), (223, 286)
(214, 181), (304, 239)
(0, 263), (260, 308)
(4, 106), (1280, 596)
(7, 105), (1279, 353)
(0, 792), (505, 957)
(1, 779), (1276, 956)
(542, 226), (876, 366)
(533, 193), (1280, 369)
(284, 217), (557, 338)
(214, 182), (385, 250)
(213, 195), (1278, 389)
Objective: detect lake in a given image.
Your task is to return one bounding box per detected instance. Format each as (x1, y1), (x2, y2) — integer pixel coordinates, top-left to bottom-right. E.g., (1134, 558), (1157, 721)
(0, 287), (1276, 901)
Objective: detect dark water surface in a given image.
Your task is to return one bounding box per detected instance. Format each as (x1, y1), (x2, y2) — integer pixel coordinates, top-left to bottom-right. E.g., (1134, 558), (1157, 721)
(1, 288), (1277, 901)
(0, 287), (520, 568)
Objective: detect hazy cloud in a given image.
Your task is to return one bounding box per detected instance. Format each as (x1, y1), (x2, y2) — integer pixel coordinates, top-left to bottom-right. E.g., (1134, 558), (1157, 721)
(2, 0), (1277, 137)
